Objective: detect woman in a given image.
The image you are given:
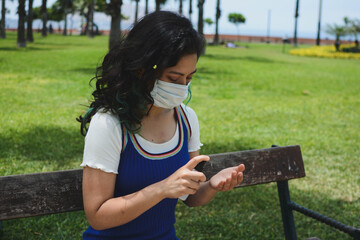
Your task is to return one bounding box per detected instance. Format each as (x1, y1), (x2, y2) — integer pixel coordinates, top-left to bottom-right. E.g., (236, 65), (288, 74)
(79, 11), (245, 240)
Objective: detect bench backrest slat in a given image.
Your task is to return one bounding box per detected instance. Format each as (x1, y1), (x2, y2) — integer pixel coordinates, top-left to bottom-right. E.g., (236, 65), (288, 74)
(0, 145), (305, 221)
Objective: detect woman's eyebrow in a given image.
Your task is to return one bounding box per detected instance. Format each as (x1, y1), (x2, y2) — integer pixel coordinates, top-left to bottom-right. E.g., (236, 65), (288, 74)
(169, 69), (197, 76)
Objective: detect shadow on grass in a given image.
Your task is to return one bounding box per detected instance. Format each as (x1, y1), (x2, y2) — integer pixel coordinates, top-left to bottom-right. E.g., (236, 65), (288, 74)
(0, 126), (83, 167)
(0, 46), (53, 51)
(71, 67), (97, 75)
(203, 53), (282, 64)
(175, 181), (359, 240)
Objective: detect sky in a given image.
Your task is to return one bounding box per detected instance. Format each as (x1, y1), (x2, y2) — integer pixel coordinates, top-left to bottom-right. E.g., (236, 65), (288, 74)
(4, 0), (360, 39)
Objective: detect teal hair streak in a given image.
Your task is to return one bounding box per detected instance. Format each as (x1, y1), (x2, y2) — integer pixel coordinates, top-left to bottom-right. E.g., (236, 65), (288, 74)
(184, 83), (192, 105)
(83, 107), (94, 132)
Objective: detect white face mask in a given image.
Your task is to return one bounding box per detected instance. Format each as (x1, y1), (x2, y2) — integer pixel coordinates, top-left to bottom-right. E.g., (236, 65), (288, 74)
(150, 79), (190, 109)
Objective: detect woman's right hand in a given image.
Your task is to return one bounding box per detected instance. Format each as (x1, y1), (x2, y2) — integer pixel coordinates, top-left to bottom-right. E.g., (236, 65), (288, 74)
(158, 155), (210, 199)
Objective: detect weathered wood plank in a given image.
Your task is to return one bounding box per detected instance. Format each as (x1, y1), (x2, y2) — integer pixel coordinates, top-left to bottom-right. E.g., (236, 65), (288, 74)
(0, 145), (305, 221)
(202, 145), (305, 186)
(0, 169), (83, 221)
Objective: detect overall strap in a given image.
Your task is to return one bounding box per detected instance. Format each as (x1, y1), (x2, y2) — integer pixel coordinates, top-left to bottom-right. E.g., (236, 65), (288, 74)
(177, 105), (192, 142)
(121, 124), (128, 153)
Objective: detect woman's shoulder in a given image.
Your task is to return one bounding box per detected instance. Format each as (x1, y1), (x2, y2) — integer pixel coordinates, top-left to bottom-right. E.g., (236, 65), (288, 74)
(88, 109), (122, 134)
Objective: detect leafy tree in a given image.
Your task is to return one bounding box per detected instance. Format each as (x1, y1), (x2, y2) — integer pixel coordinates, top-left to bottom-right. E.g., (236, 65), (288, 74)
(74, 0), (105, 37)
(228, 12), (245, 41)
(132, 0), (140, 24)
(197, 0), (205, 35)
(213, 0), (220, 45)
(325, 23), (347, 51)
(17, 0), (26, 47)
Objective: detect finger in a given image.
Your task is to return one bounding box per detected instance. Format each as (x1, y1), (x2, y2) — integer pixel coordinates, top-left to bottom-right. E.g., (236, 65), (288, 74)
(216, 180), (225, 190)
(223, 177), (232, 190)
(185, 180), (201, 191)
(230, 172), (238, 189)
(237, 172), (243, 185)
(237, 164), (245, 172)
(184, 155), (210, 170)
(187, 171), (206, 182)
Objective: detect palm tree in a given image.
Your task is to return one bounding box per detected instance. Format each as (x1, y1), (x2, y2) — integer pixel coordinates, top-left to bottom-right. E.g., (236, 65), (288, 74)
(17, 0), (26, 47)
(145, 0), (148, 14)
(188, 0), (192, 22)
(344, 17), (360, 47)
(1, 0), (6, 38)
(197, 0), (205, 35)
(316, 0), (322, 45)
(133, 0), (140, 24)
(213, 0), (220, 45)
(178, 0), (183, 15)
(293, 0), (300, 46)
(27, 0), (34, 42)
(325, 23), (347, 51)
(41, 0), (48, 37)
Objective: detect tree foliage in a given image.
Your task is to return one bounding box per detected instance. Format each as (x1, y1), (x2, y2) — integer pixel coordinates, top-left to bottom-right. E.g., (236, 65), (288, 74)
(325, 23), (347, 41)
(228, 13), (245, 26)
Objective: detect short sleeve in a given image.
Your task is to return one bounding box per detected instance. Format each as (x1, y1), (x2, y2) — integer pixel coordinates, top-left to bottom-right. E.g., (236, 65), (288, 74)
(181, 104), (203, 152)
(80, 111), (122, 174)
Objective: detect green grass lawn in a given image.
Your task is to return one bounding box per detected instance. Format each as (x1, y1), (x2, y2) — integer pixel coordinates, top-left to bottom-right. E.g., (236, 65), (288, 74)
(0, 32), (359, 239)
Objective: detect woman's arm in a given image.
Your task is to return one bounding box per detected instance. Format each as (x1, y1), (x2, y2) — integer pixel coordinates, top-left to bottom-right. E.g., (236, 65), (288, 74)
(184, 151), (245, 207)
(82, 155), (209, 230)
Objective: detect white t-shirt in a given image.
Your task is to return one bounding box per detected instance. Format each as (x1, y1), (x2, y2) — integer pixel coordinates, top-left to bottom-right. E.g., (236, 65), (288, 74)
(81, 104), (202, 174)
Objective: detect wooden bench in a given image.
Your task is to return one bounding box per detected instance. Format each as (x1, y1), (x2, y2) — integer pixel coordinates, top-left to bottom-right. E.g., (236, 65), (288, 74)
(1, 145), (359, 239)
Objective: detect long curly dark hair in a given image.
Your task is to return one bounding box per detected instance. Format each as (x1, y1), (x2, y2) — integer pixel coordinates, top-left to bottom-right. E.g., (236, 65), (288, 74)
(78, 11), (205, 136)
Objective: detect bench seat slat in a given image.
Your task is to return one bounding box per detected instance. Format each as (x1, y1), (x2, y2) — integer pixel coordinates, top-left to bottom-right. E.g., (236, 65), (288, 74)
(0, 145), (305, 221)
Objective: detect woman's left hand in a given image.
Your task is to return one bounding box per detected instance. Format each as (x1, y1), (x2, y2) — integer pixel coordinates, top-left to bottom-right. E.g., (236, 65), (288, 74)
(209, 164), (245, 192)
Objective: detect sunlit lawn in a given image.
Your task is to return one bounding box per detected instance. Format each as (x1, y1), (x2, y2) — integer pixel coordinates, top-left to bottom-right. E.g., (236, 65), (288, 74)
(0, 32), (359, 239)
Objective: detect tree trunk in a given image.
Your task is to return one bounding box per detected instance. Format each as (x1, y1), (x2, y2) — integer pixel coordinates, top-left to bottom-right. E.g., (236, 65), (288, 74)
(155, 0), (160, 11)
(316, 0), (322, 46)
(70, 13), (73, 35)
(87, 0), (95, 38)
(134, 0), (139, 24)
(188, 0), (192, 23)
(17, 0), (26, 47)
(41, 0), (47, 37)
(213, 0), (220, 44)
(27, 0), (34, 42)
(293, 0), (299, 46)
(179, 0), (183, 15)
(145, 0), (148, 14)
(197, 0), (205, 35)
(109, 0), (122, 50)
(1, 0), (6, 38)
(63, 13), (68, 36)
